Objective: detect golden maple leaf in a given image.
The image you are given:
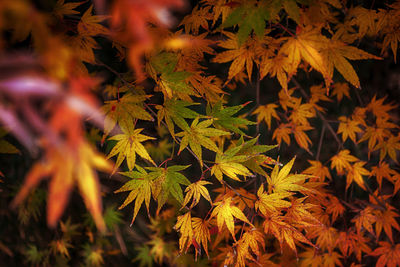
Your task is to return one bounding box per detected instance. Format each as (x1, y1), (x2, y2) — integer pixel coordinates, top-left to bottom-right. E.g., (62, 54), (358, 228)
(210, 197), (253, 241)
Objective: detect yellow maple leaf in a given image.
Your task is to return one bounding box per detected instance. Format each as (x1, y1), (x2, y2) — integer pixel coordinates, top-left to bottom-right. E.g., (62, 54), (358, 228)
(235, 228), (265, 267)
(192, 217), (211, 259)
(303, 160), (331, 181)
(182, 180), (213, 208)
(252, 103), (280, 130)
(279, 26), (331, 88)
(338, 116), (363, 143)
(114, 167), (154, 225)
(267, 157), (309, 194)
(107, 125), (156, 173)
(175, 212), (193, 253)
(320, 37), (381, 89)
(255, 185), (292, 216)
(210, 197), (253, 241)
(330, 149), (358, 175)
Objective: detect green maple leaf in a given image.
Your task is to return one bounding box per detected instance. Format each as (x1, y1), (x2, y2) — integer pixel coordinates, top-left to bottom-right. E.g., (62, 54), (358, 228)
(206, 102), (255, 135)
(133, 245), (154, 267)
(156, 99), (200, 137)
(150, 52), (195, 97)
(237, 137), (277, 176)
(222, 2), (270, 45)
(211, 143), (253, 182)
(146, 165), (191, 212)
(176, 117), (230, 165)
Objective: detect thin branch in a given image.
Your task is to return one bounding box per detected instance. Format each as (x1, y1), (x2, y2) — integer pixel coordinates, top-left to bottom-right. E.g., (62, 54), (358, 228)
(316, 124), (325, 161)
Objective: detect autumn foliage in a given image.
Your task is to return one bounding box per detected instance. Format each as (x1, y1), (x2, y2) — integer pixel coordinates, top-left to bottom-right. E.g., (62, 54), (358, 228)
(1, 0), (400, 266)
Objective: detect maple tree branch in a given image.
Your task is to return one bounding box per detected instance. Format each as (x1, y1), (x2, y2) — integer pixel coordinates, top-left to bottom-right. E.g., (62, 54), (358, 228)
(255, 71), (260, 138)
(316, 124), (325, 161)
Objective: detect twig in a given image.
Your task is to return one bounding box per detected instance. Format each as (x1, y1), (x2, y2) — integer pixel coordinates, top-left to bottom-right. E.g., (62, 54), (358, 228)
(316, 124), (325, 161)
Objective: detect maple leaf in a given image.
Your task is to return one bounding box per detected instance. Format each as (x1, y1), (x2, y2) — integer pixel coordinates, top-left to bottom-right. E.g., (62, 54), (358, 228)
(145, 139), (173, 162)
(308, 225), (339, 253)
(148, 235), (175, 264)
(150, 52), (195, 99)
(292, 124), (314, 152)
(78, 6), (109, 37)
(207, 102), (254, 135)
(211, 143), (253, 182)
(133, 245), (154, 267)
(337, 116), (363, 143)
(378, 134), (400, 163)
(210, 197), (253, 240)
(319, 37), (381, 89)
(286, 198), (321, 227)
(260, 53), (291, 92)
(351, 206), (376, 235)
(336, 230), (371, 262)
(330, 149), (358, 175)
(279, 26), (331, 88)
(53, 0), (82, 19)
(370, 162), (397, 189)
(273, 123), (292, 146)
(188, 74), (226, 103)
(179, 5), (212, 34)
(300, 248), (343, 267)
(107, 125), (156, 173)
(176, 117), (229, 165)
(192, 217), (211, 259)
(182, 180), (212, 208)
(13, 142), (112, 232)
(156, 99), (200, 137)
(213, 31), (260, 81)
(263, 214), (314, 255)
(345, 161), (370, 190)
(370, 241), (400, 267)
(222, 2), (269, 45)
(267, 157), (311, 195)
(373, 204), (400, 243)
(302, 160), (331, 181)
(114, 166), (155, 225)
(252, 103), (280, 130)
(331, 82), (351, 102)
(289, 100), (315, 126)
(236, 137), (277, 176)
(255, 185), (292, 216)
(175, 212), (193, 253)
(367, 95), (397, 119)
(235, 228), (265, 267)
(148, 165), (191, 212)
(102, 93), (152, 136)
(325, 196), (345, 223)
